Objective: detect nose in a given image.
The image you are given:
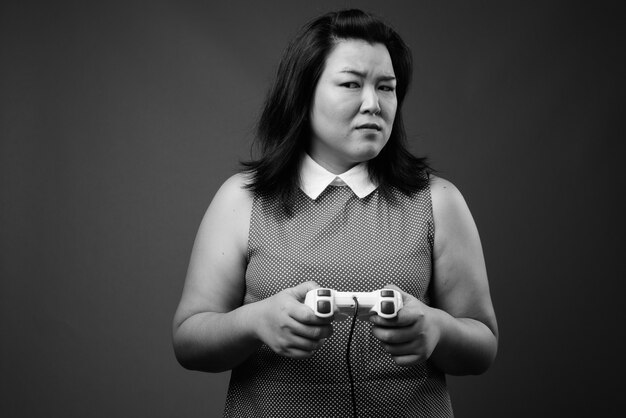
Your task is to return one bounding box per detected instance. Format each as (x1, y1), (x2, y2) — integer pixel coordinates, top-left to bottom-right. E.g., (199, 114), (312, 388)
(360, 86), (381, 115)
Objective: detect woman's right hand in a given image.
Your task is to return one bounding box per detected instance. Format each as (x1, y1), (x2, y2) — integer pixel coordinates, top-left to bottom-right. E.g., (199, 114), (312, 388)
(254, 281), (334, 359)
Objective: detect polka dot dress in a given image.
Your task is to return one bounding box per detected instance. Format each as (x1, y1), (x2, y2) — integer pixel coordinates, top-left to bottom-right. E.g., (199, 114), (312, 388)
(223, 183), (453, 417)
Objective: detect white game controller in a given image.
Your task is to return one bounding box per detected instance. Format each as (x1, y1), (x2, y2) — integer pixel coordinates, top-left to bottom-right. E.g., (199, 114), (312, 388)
(304, 288), (403, 319)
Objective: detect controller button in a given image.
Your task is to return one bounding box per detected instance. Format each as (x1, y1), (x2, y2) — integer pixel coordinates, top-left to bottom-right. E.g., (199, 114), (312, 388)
(380, 301), (395, 315)
(317, 289), (331, 297)
(380, 290), (394, 298)
(317, 300), (331, 314)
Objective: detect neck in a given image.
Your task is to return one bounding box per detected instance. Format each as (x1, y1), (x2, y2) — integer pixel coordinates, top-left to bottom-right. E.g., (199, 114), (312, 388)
(307, 154), (358, 175)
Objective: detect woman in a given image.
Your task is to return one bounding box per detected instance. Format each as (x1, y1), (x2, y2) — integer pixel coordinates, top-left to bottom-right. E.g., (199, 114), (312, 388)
(173, 9), (497, 417)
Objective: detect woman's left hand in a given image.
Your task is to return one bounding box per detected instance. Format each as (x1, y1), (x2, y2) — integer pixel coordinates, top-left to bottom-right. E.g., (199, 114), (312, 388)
(369, 284), (441, 367)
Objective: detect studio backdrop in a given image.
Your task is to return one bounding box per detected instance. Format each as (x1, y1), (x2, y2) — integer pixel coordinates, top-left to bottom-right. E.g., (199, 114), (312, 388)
(1, 1), (624, 417)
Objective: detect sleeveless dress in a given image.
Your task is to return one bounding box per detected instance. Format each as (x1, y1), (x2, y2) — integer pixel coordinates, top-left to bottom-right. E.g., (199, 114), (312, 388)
(223, 182), (453, 417)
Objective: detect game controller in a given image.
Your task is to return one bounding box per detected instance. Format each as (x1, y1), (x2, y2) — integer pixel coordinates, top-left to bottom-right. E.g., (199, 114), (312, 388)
(304, 288), (403, 319)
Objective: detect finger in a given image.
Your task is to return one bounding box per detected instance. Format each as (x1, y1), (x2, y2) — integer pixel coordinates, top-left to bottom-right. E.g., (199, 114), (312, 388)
(290, 281), (321, 302)
(291, 322), (334, 341)
(274, 343), (315, 359)
(286, 311), (334, 339)
(283, 333), (327, 353)
(390, 354), (423, 368)
(371, 325), (415, 345)
(369, 311), (416, 328)
(291, 303), (335, 325)
(282, 347), (321, 360)
(279, 312), (333, 340)
(379, 340), (420, 357)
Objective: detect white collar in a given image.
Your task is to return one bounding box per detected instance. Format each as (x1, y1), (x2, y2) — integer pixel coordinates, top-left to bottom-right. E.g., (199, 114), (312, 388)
(299, 154), (377, 200)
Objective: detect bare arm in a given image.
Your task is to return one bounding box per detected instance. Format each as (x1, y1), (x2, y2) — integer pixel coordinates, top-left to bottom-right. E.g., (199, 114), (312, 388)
(428, 176), (498, 374)
(172, 174), (332, 373)
(172, 174), (257, 372)
(371, 176), (498, 375)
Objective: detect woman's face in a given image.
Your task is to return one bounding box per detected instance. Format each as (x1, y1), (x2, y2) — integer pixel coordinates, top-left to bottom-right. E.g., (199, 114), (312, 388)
(308, 39), (397, 174)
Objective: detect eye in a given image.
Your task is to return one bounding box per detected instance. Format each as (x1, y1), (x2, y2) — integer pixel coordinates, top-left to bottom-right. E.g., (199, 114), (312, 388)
(341, 82), (360, 89)
(379, 85), (395, 92)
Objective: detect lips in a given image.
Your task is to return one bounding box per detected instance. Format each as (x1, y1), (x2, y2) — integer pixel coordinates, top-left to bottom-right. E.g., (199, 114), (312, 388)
(356, 123), (381, 131)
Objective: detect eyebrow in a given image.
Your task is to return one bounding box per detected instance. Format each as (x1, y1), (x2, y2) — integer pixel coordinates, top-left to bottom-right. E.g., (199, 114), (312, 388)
(339, 69), (396, 81)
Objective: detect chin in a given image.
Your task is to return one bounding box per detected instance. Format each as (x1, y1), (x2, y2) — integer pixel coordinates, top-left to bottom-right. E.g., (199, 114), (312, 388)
(363, 139), (388, 156)
(352, 146), (384, 164)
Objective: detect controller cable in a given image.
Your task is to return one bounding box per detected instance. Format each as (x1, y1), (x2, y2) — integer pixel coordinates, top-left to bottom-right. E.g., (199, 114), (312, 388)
(346, 296), (359, 418)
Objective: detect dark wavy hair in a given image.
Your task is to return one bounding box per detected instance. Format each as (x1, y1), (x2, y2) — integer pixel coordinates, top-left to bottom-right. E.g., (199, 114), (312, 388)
(242, 9), (430, 209)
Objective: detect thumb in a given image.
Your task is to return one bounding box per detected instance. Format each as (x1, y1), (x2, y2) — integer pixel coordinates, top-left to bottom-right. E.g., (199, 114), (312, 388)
(290, 281), (321, 302)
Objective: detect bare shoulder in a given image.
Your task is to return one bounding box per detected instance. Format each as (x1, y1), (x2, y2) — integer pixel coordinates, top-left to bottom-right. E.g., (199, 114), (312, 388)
(197, 172), (254, 257)
(206, 172), (254, 224)
(213, 172), (254, 209)
(429, 175), (468, 218)
(429, 175), (479, 256)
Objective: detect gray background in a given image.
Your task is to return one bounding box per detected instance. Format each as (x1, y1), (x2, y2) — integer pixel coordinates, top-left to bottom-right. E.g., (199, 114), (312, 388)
(1, 0), (624, 416)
